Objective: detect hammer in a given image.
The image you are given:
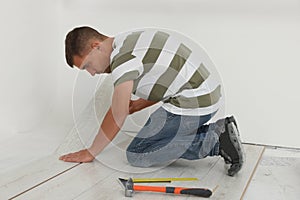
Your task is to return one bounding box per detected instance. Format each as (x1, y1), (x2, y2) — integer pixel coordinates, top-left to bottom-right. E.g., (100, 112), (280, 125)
(120, 178), (212, 198)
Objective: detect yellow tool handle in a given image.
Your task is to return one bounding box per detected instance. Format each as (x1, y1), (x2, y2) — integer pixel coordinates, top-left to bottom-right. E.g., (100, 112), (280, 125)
(132, 177), (198, 182)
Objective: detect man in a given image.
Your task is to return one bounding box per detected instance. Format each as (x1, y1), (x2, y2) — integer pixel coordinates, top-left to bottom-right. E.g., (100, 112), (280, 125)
(59, 26), (244, 176)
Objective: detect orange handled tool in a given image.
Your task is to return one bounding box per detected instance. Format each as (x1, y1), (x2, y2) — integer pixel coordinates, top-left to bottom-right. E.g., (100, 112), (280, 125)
(134, 185), (212, 197)
(120, 178), (212, 198)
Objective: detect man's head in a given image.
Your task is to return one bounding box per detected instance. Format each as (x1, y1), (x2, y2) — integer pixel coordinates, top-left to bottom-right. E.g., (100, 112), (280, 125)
(65, 26), (112, 76)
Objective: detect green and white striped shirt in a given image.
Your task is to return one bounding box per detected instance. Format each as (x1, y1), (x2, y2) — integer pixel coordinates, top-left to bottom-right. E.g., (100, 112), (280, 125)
(110, 28), (222, 116)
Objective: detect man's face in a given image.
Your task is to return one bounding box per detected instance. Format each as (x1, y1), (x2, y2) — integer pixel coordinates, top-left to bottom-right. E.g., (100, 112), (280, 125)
(73, 45), (110, 76)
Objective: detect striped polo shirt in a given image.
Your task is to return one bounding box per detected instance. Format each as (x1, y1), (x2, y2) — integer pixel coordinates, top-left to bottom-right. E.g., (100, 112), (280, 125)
(110, 28), (223, 116)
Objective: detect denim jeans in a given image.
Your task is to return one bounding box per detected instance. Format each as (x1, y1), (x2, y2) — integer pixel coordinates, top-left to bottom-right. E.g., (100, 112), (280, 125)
(126, 107), (224, 167)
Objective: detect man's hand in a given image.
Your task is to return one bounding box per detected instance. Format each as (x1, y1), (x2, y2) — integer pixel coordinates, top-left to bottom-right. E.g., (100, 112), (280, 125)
(59, 149), (95, 163)
(129, 98), (157, 114)
(129, 99), (141, 114)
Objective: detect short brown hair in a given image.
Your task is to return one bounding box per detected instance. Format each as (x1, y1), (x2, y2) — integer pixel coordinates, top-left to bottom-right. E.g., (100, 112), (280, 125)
(65, 26), (108, 68)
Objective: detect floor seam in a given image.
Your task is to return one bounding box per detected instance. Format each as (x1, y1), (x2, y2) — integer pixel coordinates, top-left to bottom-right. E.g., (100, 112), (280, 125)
(8, 162), (82, 200)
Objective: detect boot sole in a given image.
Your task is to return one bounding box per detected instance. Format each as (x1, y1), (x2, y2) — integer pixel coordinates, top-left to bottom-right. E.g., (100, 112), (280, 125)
(226, 118), (245, 176)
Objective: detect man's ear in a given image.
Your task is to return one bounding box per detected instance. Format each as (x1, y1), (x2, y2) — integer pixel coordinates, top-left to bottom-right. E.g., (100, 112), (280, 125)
(91, 41), (101, 49)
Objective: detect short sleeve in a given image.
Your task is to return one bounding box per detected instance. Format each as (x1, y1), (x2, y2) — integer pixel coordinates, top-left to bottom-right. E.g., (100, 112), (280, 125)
(111, 57), (143, 87)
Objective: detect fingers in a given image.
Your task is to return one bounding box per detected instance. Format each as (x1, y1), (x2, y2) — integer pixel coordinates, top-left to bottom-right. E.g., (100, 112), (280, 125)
(129, 100), (134, 106)
(59, 150), (95, 163)
(129, 107), (134, 114)
(59, 153), (81, 163)
(129, 100), (135, 114)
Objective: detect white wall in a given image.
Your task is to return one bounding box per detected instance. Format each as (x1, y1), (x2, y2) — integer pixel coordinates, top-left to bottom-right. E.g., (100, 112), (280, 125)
(58, 0), (300, 148)
(0, 0), (61, 138)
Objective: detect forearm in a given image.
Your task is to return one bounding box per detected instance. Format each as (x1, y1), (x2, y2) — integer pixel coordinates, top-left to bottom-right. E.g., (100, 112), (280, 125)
(59, 81), (132, 163)
(88, 107), (126, 156)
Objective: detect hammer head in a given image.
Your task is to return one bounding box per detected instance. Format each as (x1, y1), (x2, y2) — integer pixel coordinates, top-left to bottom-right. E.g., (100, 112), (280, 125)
(125, 178), (134, 197)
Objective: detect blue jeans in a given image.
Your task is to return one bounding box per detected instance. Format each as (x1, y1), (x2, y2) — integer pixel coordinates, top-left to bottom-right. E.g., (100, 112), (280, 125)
(126, 107), (224, 167)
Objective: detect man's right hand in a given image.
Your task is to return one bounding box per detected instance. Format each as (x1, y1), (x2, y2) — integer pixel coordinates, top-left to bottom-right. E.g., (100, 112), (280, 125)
(59, 149), (95, 163)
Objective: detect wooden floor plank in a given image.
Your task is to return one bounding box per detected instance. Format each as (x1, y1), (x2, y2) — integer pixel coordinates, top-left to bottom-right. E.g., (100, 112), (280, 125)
(243, 147), (300, 200)
(0, 155), (79, 200)
(201, 145), (265, 200)
(12, 144), (264, 200)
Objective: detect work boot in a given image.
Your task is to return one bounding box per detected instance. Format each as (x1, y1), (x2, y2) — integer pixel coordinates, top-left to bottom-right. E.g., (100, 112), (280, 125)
(219, 116), (244, 176)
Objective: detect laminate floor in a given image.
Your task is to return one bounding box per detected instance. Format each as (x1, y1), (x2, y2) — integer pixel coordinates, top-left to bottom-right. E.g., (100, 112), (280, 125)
(0, 141), (264, 200)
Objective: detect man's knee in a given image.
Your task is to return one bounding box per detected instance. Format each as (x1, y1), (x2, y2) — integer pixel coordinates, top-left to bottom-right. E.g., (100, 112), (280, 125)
(126, 151), (152, 168)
